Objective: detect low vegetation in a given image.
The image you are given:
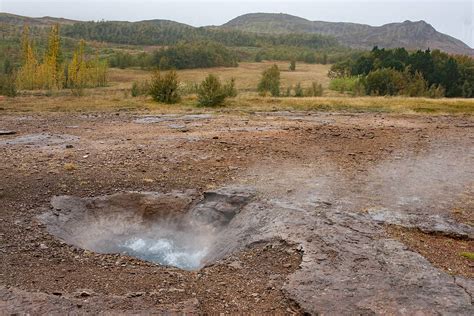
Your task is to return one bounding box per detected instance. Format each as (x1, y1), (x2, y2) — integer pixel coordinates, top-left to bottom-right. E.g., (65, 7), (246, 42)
(329, 47), (474, 98)
(15, 25), (108, 93)
(258, 64), (281, 97)
(460, 252), (474, 261)
(149, 70), (180, 104)
(197, 74), (237, 106)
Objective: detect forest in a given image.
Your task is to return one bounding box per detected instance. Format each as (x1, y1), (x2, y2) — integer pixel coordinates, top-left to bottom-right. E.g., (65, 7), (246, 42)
(329, 47), (474, 98)
(60, 20), (339, 49)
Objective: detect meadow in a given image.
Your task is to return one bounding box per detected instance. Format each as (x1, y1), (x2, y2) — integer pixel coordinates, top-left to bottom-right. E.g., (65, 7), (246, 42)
(2, 61), (474, 114)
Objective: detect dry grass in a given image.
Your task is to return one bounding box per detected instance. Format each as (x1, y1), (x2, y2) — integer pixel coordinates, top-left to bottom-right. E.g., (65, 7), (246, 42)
(1, 62), (473, 114)
(106, 61), (332, 92)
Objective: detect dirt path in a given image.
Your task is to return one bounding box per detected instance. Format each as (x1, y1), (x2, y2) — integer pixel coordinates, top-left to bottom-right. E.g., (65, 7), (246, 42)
(1, 111), (473, 314)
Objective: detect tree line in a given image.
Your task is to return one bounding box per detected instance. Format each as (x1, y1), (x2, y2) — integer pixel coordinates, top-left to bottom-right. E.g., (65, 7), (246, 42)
(60, 20), (339, 49)
(110, 41), (238, 70)
(11, 24), (108, 94)
(329, 47), (474, 98)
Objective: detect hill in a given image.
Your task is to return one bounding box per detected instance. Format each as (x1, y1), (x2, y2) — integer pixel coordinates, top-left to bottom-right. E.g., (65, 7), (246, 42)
(0, 12), (77, 27)
(223, 13), (473, 55)
(1, 12), (472, 56)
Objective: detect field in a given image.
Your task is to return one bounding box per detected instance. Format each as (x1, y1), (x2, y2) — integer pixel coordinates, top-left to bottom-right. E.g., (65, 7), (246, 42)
(3, 61), (474, 114)
(1, 62), (474, 314)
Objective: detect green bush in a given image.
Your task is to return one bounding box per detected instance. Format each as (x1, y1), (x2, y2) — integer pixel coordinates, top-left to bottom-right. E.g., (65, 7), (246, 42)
(365, 68), (405, 96)
(0, 74), (17, 97)
(428, 84), (445, 98)
(149, 70), (180, 104)
(402, 71), (428, 97)
(0, 75), (17, 97)
(197, 74), (237, 107)
(258, 64), (281, 97)
(294, 82), (304, 97)
(131, 80), (150, 97)
(223, 78), (237, 98)
(329, 76), (360, 93)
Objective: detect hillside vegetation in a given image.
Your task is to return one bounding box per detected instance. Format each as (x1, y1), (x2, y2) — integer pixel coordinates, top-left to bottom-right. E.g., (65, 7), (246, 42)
(223, 13), (473, 56)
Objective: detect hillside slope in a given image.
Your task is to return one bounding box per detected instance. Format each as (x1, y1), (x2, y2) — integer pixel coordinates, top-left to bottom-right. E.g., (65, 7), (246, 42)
(0, 12), (77, 27)
(223, 13), (473, 55)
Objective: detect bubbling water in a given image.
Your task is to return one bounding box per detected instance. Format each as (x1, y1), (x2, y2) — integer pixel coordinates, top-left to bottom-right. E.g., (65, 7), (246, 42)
(119, 237), (209, 270)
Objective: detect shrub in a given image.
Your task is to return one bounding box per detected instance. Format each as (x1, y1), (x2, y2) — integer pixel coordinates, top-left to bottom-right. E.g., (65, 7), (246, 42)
(131, 80), (150, 97)
(223, 78), (237, 98)
(149, 70), (180, 104)
(289, 59), (296, 71)
(428, 84), (445, 99)
(306, 81), (324, 97)
(294, 82), (304, 97)
(365, 68), (405, 96)
(0, 74), (17, 97)
(178, 81), (199, 95)
(403, 71), (428, 97)
(197, 74), (237, 107)
(258, 64), (280, 97)
(329, 77), (360, 93)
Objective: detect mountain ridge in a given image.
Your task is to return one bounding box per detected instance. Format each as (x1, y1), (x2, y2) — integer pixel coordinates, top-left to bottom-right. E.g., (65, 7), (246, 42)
(1, 12), (472, 55)
(223, 13), (473, 55)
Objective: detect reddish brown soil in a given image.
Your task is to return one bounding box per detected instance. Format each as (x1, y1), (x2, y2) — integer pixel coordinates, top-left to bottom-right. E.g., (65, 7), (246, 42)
(1, 111), (473, 313)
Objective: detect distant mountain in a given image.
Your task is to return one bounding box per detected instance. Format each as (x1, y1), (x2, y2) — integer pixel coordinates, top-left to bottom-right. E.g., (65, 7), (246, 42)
(222, 13), (473, 55)
(1, 12), (472, 55)
(0, 12), (77, 27)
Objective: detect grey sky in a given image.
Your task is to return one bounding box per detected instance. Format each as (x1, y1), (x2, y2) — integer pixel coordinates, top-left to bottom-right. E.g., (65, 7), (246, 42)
(1, 0), (473, 47)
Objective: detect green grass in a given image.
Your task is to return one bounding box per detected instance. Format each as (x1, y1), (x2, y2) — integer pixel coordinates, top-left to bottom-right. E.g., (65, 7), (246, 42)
(460, 252), (474, 261)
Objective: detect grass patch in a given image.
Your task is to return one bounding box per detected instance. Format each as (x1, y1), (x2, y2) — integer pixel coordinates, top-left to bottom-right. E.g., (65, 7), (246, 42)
(2, 63), (473, 115)
(460, 252), (474, 261)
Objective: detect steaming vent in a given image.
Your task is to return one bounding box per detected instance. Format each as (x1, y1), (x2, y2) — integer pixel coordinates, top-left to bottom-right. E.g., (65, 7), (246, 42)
(38, 187), (255, 270)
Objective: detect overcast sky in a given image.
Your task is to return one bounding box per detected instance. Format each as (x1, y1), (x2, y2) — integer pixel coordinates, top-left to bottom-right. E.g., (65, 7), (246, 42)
(1, 0), (473, 47)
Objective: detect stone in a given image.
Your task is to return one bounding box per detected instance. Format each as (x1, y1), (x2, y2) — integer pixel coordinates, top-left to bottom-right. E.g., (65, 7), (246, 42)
(0, 130), (16, 135)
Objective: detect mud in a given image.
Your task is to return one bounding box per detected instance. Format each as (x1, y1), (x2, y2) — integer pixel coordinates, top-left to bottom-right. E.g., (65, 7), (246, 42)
(1, 111), (473, 314)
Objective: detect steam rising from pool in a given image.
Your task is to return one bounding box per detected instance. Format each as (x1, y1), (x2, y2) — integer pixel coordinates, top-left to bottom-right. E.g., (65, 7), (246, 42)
(39, 188), (256, 271)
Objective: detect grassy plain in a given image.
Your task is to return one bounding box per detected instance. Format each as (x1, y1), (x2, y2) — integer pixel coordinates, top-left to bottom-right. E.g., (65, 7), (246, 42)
(2, 61), (473, 114)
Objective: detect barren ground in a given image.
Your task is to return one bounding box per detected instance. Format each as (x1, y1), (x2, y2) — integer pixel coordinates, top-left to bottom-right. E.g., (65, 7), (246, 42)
(1, 110), (473, 314)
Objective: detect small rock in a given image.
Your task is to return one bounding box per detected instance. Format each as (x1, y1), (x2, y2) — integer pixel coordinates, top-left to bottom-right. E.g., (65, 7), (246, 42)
(75, 289), (94, 297)
(0, 130), (16, 135)
(126, 292), (145, 298)
(65, 144), (74, 149)
(39, 243), (48, 250)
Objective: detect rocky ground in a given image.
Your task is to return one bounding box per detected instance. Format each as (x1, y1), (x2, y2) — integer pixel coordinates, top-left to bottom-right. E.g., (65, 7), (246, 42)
(0, 111), (473, 314)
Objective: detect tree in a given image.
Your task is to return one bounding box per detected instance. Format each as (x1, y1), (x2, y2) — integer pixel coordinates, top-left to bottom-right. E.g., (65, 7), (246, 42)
(403, 70), (428, 97)
(289, 59), (296, 71)
(41, 24), (63, 90)
(67, 40), (87, 94)
(258, 64), (280, 97)
(149, 70), (180, 103)
(16, 25), (38, 90)
(303, 52), (316, 64)
(365, 68), (405, 96)
(0, 74), (17, 97)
